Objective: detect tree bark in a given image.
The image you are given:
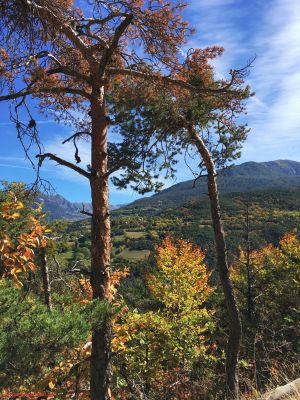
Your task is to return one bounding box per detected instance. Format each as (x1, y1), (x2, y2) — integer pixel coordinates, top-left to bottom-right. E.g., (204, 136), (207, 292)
(89, 85), (112, 400)
(187, 125), (242, 400)
(244, 204), (254, 321)
(40, 247), (52, 312)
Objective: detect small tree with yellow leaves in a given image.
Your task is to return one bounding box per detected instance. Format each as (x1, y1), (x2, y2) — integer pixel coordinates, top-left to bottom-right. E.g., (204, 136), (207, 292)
(0, 185), (47, 287)
(113, 237), (215, 399)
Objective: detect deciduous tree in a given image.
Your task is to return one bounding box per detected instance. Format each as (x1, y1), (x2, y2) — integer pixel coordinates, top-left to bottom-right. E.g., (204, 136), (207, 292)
(113, 237), (214, 399)
(0, 187), (47, 287)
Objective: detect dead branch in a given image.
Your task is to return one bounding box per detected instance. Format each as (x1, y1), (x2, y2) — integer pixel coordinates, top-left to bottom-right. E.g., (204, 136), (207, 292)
(80, 203), (93, 217)
(36, 153), (91, 179)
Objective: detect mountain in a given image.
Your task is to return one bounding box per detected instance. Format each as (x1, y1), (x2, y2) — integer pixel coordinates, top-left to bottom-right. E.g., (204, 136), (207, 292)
(40, 160), (300, 219)
(40, 195), (122, 220)
(40, 194), (87, 221)
(123, 160), (300, 210)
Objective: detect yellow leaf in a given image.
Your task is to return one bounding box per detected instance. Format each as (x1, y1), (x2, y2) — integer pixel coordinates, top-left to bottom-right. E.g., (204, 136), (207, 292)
(9, 212), (20, 219)
(48, 380), (56, 389)
(15, 202), (24, 210)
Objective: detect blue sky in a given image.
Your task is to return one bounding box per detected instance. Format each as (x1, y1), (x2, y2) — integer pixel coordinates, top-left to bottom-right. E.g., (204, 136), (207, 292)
(1, 0), (300, 204)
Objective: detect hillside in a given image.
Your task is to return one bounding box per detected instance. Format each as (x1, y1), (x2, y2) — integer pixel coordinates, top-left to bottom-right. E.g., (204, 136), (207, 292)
(40, 160), (300, 220)
(58, 186), (300, 269)
(124, 160), (300, 210)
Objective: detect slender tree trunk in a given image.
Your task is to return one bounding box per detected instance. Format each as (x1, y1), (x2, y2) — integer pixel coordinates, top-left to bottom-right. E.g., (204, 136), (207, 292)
(187, 125), (242, 400)
(244, 204), (254, 321)
(89, 85), (112, 400)
(40, 247), (52, 311)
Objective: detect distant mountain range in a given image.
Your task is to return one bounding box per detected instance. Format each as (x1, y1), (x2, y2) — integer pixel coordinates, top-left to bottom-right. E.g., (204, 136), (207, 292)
(41, 160), (300, 219)
(41, 195), (121, 220)
(40, 195), (89, 221)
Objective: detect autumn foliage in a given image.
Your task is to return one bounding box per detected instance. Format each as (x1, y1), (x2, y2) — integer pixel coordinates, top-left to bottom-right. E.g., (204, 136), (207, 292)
(0, 1), (295, 399)
(0, 191), (47, 286)
(232, 233), (300, 391)
(0, 185), (299, 399)
(113, 237), (215, 399)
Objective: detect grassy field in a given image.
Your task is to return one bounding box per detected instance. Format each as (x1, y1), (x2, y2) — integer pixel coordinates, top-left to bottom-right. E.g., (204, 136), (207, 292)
(118, 249), (150, 261)
(124, 231), (146, 239)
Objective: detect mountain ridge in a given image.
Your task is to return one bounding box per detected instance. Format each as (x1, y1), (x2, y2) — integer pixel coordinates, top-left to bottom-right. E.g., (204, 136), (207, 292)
(40, 160), (300, 219)
(123, 159), (300, 210)
(41, 195), (121, 220)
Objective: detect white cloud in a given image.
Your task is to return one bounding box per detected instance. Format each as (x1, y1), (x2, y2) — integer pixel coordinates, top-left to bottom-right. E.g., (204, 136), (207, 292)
(0, 156), (28, 162)
(188, 0), (240, 10)
(0, 156), (32, 169)
(241, 0), (300, 161)
(0, 163), (30, 169)
(185, 0), (300, 164)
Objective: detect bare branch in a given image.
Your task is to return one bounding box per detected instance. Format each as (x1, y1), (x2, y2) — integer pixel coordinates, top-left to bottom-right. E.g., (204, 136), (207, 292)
(80, 203), (93, 217)
(36, 153), (91, 179)
(0, 86), (92, 102)
(50, 254), (73, 290)
(99, 14), (133, 76)
(62, 131), (91, 144)
(69, 262), (91, 276)
(82, 13), (129, 27)
(62, 132), (91, 164)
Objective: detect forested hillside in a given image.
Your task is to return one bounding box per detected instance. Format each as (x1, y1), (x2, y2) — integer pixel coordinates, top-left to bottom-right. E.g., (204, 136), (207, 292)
(40, 160), (300, 220)
(1, 182), (299, 399)
(126, 160), (300, 209)
(63, 186), (300, 267)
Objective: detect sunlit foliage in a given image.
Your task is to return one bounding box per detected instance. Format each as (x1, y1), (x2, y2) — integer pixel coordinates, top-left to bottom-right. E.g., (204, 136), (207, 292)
(113, 237), (215, 399)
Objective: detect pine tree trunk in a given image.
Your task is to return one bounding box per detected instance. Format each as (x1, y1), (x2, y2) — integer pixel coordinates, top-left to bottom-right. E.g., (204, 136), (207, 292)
(89, 87), (112, 400)
(187, 125), (242, 400)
